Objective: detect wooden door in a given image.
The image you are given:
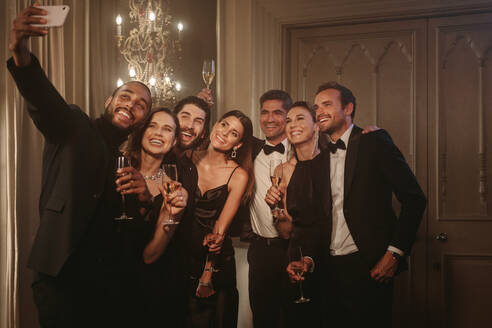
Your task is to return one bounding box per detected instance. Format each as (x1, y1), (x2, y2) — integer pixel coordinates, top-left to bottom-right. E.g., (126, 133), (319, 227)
(285, 19), (428, 327)
(427, 12), (492, 328)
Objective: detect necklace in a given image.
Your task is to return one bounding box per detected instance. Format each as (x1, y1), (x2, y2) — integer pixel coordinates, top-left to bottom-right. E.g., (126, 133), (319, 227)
(143, 168), (164, 181)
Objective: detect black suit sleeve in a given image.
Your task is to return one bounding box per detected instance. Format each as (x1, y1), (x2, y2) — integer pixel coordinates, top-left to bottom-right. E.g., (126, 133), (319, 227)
(7, 54), (76, 142)
(374, 130), (427, 254)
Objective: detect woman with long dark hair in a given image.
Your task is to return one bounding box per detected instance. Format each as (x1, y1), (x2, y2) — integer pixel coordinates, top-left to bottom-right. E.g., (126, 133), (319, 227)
(145, 109), (253, 327)
(123, 107), (189, 326)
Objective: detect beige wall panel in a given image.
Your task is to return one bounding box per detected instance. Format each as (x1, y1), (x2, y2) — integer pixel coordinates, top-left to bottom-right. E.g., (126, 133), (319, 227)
(428, 13), (492, 328)
(302, 47), (338, 102)
(442, 254), (492, 328)
(485, 55), (492, 216)
(339, 44), (375, 128)
(440, 39), (481, 217)
(437, 24), (492, 219)
(378, 41), (413, 165)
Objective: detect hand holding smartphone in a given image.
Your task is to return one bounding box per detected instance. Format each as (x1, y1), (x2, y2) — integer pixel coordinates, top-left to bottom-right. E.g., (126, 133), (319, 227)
(32, 5), (70, 27)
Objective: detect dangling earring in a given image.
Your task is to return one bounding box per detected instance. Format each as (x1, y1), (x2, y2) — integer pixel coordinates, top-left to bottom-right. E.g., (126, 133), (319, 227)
(231, 148), (237, 158)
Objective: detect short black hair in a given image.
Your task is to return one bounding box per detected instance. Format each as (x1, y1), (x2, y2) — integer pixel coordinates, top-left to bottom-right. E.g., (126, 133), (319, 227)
(316, 82), (356, 119)
(112, 81), (152, 101)
(259, 89), (292, 111)
(289, 101), (316, 122)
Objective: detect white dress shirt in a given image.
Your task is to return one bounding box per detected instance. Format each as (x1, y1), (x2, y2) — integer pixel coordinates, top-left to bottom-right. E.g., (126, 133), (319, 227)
(250, 138), (289, 238)
(329, 125), (403, 256)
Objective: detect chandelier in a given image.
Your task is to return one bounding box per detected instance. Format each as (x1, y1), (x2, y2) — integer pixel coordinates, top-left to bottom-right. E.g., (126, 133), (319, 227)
(115, 0), (183, 106)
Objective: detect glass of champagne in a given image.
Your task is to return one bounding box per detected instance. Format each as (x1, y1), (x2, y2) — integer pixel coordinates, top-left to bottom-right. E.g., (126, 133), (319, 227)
(115, 156), (133, 221)
(290, 247), (310, 304)
(269, 159), (283, 217)
(162, 164), (180, 225)
(202, 59), (215, 89)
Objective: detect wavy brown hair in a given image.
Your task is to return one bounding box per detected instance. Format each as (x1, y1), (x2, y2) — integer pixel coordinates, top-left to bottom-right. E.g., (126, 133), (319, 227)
(219, 110), (254, 204)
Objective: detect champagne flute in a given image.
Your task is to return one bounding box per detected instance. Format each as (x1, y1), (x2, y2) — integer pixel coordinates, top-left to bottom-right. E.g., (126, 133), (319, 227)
(115, 156), (134, 221)
(202, 59), (215, 89)
(269, 159), (283, 217)
(162, 164), (180, 225)
(290, 247), (310, 304)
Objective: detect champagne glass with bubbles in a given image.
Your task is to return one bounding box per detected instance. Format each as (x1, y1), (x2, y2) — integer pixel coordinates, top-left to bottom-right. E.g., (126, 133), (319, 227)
(162, 164), (180, 225)
(115, 156), (134, 221)
(202, 59), (215, 89)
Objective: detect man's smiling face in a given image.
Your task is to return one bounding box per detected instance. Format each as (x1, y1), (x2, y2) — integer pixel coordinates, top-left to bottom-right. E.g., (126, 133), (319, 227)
(176, 104), (207, 149)
(259, 99), (287, 144)
(106, 82), (151, 130)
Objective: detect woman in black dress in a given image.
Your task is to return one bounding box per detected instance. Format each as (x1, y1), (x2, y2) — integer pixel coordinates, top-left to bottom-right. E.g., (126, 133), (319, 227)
(264, 102), (323, 327)
(182, 110), (254, 327)
(124, 107), (189, 326)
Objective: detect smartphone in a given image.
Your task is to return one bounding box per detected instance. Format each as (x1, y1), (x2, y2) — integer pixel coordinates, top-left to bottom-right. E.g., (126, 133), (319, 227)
(32, 5), (70, 27)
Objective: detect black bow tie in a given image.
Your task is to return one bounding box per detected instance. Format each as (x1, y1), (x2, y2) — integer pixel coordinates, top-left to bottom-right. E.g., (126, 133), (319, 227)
(327, 139), (346, 154)
(263, 143), (285, 155)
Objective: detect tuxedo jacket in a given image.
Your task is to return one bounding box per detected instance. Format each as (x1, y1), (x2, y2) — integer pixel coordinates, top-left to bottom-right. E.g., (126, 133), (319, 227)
(292, 126), (426, 269)
(8, 55), (114, 277)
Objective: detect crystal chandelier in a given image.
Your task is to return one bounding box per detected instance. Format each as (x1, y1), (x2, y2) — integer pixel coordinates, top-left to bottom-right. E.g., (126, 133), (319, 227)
(115, 0), (183, 106)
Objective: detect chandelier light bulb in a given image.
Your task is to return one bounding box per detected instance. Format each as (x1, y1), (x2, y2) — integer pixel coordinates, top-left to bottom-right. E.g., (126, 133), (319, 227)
(117, 78), (123, 87)
(175, 82), (182, 91)
(177, 22), (184, 32)
(149, 11), (156, 21)
(149, 77), (157, 86)
(116, 15), (122, 25)
(164, 76), (170, 84)
(129, 67), (136, 77)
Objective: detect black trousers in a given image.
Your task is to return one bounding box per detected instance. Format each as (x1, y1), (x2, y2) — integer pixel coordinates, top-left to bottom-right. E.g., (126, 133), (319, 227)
(322, 252), (394, 328)
(247, 235), (290, 328)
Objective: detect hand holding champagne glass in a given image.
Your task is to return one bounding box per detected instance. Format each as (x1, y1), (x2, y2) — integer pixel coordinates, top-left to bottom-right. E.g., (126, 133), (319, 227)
(205, 232), (222, 272)
(202, 59), (215, 90)
(115, 156), (133, 220)
(269, 159), (284, 217)
(162, 164), (180, 225)
(289, 247), (310, 304)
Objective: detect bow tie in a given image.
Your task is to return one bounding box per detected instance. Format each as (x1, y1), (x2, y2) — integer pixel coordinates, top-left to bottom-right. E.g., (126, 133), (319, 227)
(327, 139), (346, 154)
(263, 143), (285, 155)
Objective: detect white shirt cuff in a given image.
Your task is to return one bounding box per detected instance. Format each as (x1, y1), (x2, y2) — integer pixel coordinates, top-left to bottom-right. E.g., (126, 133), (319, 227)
(388, 246), (404, 256)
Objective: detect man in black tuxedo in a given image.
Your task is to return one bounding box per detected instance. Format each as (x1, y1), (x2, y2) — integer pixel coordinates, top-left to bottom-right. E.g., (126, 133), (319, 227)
(287, 82), (426, 328)
(8, 5), (160, 327)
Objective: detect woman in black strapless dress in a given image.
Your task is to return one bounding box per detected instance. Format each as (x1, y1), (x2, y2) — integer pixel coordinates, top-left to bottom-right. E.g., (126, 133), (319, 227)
(181, 110), (254, 328)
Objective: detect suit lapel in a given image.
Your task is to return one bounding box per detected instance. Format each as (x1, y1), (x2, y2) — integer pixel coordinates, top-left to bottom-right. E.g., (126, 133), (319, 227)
(344, 125), (362, 200)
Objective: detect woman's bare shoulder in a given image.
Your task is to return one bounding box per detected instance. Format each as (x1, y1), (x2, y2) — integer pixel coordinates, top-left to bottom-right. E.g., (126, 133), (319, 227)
(230, 166), (248, 184)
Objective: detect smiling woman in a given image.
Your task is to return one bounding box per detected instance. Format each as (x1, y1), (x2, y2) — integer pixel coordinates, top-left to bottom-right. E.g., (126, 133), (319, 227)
(264, 101), (320, 239)
(122, 107), (192, 325)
